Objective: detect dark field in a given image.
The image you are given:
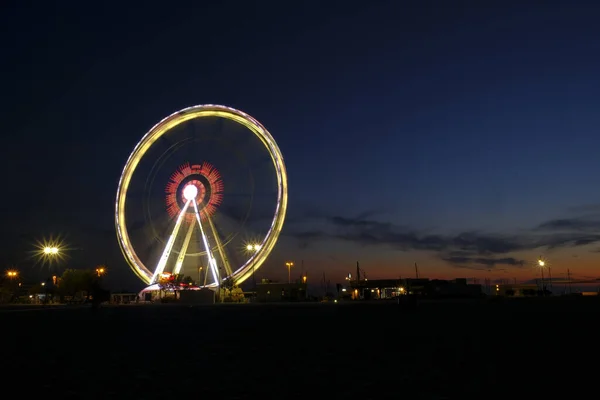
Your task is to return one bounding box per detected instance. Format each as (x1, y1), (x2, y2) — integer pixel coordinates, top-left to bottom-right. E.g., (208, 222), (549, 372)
(3, 298), (598, 398)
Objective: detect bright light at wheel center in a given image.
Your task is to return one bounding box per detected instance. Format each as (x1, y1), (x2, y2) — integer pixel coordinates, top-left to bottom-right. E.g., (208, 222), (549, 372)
(183, 184), (198, 201)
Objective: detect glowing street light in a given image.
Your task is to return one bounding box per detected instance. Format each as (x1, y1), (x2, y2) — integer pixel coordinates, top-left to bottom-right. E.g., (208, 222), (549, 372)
(96, 266), (106, 277)
(6, 270), (18, 278)
(35, 238), (68, 268)
(537, 256), (551, 295)
(285, 261), (294, 284)
(246, 243), (260, 252)
(198, 266), (204, 285)
(43, 246), (59, 255)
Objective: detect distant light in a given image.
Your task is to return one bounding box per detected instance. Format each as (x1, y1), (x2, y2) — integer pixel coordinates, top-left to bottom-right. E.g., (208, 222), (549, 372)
(183, 184), (198, 201)
(538, 260), (545, 267)
(246, 243), (260, 252)
(44, 246), (59, 255)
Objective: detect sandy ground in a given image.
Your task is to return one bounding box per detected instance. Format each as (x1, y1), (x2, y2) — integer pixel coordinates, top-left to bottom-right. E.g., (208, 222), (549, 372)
(3, 298), (598, 398)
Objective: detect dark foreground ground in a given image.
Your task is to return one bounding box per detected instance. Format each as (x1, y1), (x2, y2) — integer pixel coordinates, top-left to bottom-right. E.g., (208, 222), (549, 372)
(3, 297), (598, 398)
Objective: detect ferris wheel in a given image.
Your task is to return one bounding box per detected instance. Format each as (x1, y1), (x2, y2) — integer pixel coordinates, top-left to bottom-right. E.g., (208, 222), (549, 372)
(115, 105), (288, 289)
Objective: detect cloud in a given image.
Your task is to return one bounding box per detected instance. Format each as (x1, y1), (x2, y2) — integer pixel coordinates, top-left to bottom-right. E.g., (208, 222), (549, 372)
(566, 203), (600, 215)
(285, 209), (600, 269)
(442, 256), (524, 267)
(293, 230), (328, 249)
(536, 218), (600, 232)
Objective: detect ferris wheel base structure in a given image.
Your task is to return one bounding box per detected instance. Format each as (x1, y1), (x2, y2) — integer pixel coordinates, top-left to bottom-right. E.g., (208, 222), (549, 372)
(115, 104), (288, 289)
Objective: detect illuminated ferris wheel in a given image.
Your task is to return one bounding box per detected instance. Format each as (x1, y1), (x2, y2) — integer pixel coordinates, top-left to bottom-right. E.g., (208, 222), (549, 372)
(115, 105), (288, 289)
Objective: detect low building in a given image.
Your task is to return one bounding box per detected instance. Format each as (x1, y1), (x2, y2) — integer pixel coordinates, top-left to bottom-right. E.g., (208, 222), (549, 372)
(346, 278), (482, 300)
(179, 289), (215, 304)
(348, 279), (403, 300)
(428, 279), (483, 298)
(256, 279), (308, 302)
(495, 284), (539, 297)
(110, 293), (138, 304)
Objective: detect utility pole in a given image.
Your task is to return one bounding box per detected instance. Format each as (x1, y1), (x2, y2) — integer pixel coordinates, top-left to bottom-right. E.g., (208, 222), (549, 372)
(414, 262), (419, 279)
(567, 269), (572, 294)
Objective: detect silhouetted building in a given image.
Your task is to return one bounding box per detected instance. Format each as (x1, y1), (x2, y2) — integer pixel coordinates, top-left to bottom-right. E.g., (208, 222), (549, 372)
(256, 279), (307, 302)
(348, 279), (403, 300)
(347, 278), (482, 300)
(495, 284), (542, 297)
(110, 293), (137, 304)
(179, 288), (215, 304)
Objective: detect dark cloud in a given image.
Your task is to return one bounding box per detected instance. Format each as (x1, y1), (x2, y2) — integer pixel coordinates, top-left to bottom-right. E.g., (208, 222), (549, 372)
(442, 256), (524, 268)
(293, 231), (327, 249)
(285, 209), (600, 269)
(536, 218), (600, 232)
(441, 256), (525, 271)
(566, 203), (600, 215)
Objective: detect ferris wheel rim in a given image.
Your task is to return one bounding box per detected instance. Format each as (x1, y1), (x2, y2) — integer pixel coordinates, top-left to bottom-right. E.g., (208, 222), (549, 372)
(115, 104), (288, 286)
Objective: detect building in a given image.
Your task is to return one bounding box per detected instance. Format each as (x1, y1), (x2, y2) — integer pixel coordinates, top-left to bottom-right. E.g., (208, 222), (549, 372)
(110, 292), (138, 304)
(428, 279), (483, 298)
(347, 278), (482, 300)
(179, 289), (216, 304)
(495, 284), (540, 297)
(347, 279), (404, 300)
(255, 279), (308, 302)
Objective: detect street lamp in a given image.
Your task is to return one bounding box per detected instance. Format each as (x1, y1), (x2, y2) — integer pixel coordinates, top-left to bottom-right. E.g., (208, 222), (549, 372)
(246, 243), (260, 252)
(96, 266), (106, 277)
(245, 244), (261, 291)
(6, 270), (18, 279)
(36, 239), (66, 270)
(43, 246), (59, 255)
(285, 261), (294, 284)
(538, 257), (547, 295)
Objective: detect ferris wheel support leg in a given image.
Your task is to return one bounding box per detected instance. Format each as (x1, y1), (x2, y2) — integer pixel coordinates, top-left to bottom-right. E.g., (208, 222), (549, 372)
(173, 217), (196, 276)
(151, 200), (191, 283)
(193, 201), (220, 287)
(206, 214), (233, 278)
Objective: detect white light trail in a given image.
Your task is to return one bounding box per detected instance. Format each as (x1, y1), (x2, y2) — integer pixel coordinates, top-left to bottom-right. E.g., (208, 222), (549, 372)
(193, 201), (219, 286)
(173, 217), (195, 276)
(151, 200), (191, 283)
(206, 214), (232, 276)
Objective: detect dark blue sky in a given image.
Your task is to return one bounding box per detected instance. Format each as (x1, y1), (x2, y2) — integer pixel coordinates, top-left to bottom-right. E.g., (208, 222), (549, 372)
(3, 1), (600, 289)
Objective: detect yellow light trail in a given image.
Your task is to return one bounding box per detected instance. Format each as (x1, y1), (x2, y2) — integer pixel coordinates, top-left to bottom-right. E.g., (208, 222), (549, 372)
(173, 217), (195, 276)
(150, 200), (191, 283)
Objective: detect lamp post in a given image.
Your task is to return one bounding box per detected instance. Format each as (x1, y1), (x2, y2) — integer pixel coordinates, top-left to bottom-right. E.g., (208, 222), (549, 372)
(43, 246), (59, 256)
(246, 244), (260, 252)
(285, 261), (294, 284)
(95, 266), (106, 277)
(538, 258), (545, 295)
(39, 243), (64, 274)
(246, 244), (260, 293)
